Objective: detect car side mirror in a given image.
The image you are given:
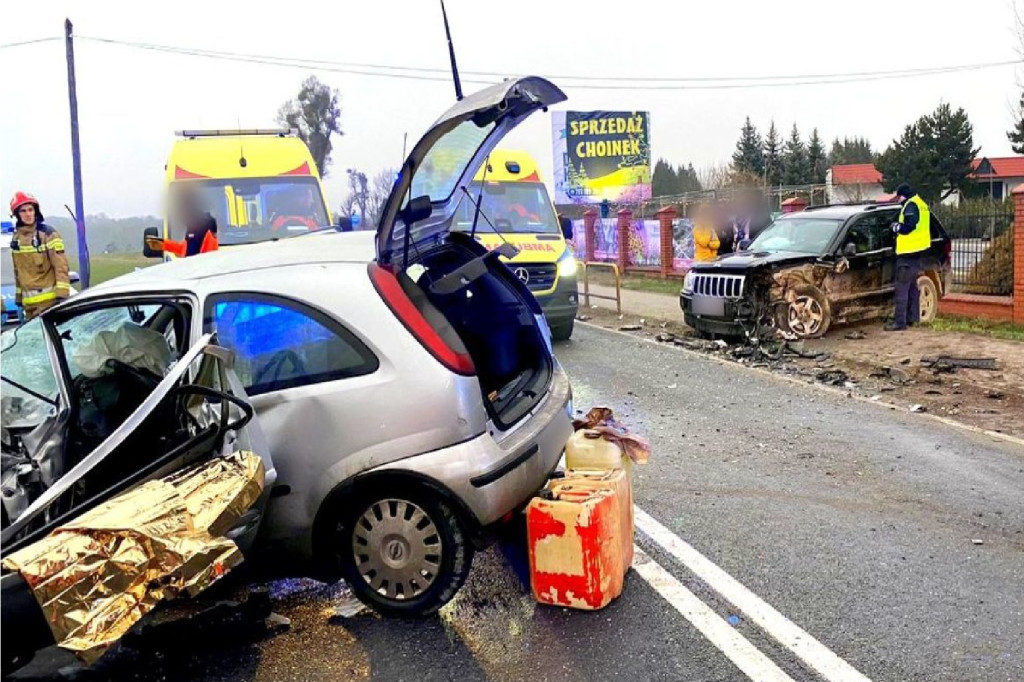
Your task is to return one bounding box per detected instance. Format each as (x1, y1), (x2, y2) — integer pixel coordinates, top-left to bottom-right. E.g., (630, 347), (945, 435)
(68, 271), (81, 284)
(335, 216), (354, 232)
(142, 226), (163, 258)
(559, 215), (573, 241)
(842, 243), (857, 257)
(399, 195), (432, 225)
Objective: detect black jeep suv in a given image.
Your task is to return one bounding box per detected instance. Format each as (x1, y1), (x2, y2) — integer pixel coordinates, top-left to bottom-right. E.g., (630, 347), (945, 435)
(680, 203), (952, 338)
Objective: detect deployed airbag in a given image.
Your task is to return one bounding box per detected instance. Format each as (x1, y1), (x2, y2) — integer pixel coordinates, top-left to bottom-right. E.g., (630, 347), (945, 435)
(73, 323), (172, 379)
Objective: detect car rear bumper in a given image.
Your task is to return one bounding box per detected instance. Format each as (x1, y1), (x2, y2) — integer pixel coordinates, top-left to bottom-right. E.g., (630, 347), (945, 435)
(372, 365), (574, 527)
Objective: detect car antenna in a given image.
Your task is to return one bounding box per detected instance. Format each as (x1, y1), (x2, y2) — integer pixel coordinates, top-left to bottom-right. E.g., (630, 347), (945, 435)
(440, 0), (463, 101)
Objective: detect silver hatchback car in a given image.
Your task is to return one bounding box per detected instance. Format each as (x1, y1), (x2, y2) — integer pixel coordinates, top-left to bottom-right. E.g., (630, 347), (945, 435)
(3, 76), (574, 616)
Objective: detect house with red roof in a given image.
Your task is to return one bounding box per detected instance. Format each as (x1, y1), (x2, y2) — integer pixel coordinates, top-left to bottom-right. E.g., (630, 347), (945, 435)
(826, 156), (1024, 204)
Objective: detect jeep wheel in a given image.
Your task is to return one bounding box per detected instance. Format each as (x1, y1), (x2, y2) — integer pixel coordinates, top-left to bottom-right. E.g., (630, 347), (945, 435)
(777, 286), (831, 338)
(337, 490), (473, 617)
(917, 275), (938, 324)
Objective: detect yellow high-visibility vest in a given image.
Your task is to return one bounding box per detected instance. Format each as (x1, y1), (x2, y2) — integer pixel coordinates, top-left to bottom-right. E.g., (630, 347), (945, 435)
(896, 195), (931, 255)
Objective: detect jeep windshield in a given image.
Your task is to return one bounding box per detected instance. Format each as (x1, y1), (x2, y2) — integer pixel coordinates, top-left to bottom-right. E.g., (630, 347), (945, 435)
(451, 182), (560, 235)
(747, 217), (842, 255)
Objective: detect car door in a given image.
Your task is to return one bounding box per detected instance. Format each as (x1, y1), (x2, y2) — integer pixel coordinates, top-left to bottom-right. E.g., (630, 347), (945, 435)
(832, 212), (893, 316)
(3, 298), (274, 554)
(202, 292), (379, 540)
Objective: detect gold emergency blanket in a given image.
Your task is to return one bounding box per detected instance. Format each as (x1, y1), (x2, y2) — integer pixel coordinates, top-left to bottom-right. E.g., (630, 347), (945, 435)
(1, 451), (265, 664)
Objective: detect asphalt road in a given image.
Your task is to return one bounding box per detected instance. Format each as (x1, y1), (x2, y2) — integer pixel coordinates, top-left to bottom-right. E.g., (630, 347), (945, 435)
(12, 323), (1024, 682)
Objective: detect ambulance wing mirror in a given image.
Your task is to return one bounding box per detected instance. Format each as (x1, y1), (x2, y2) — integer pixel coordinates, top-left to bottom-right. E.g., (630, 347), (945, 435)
(559, 215), (573, 241)
(143, 226), (164, 258)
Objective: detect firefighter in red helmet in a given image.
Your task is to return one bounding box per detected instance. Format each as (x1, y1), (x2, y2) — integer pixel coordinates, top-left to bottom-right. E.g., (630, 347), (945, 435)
(8, 191), (71, 320)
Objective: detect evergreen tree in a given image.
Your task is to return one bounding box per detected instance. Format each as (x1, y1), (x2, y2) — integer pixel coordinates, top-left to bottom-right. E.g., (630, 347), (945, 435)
(782, 124), (810, 186)
(763, 121), (782, 186)
(807, 128), (827, 184)
(731, 117), (765, 177)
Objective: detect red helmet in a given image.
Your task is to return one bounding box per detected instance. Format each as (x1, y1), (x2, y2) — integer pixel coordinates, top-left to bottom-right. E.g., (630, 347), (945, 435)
(10, 191), (40, 217)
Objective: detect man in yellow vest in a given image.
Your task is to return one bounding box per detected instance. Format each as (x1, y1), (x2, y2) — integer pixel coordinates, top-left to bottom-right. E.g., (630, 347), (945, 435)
(885, 182), (931, 331)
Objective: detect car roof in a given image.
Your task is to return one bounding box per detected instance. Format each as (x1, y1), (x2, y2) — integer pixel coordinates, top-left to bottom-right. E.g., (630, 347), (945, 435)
(785, 204), (899, 220)
(77, 230), (376, 299)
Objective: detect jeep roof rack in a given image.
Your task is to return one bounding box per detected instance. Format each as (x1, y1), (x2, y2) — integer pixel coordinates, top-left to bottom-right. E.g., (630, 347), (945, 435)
(175, 128), (297, 138)
(801, 201), (895, 213)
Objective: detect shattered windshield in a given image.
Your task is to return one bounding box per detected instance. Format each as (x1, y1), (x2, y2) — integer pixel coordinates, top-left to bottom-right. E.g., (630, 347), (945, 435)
(169, 177), (329, 245)
(411, 119), (497, 202)
(452, 182), (559, 234)
(1, 319), (60, 428)
(748, 217), (842, 255)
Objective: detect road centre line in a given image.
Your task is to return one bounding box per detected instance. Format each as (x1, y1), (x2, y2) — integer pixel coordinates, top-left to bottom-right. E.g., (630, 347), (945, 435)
(634, 507), (873, 682)
(631, 546), (796, 682)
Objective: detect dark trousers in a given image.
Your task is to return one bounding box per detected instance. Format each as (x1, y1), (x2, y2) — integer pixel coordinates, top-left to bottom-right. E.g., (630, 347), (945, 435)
(893, 255), (921, 328)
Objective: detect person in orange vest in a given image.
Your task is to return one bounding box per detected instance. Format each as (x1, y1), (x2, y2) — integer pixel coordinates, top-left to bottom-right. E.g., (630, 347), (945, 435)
(146, 187), (218, 257)
(8, 191), (71, 320)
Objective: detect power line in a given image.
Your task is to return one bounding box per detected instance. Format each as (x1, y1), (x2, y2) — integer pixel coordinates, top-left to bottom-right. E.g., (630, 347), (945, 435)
(77, 36), (1022, 84)
(55, 35), (1023, 90)
(0, 36), (61, 49)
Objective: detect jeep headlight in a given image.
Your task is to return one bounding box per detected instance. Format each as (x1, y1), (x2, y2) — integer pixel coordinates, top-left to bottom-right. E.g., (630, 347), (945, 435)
(557, 254), (577, 278)
(682, 271), (695, 294)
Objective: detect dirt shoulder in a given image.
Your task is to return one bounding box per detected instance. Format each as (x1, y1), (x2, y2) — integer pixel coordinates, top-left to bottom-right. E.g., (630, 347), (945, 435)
(576, 284), (1024, 439)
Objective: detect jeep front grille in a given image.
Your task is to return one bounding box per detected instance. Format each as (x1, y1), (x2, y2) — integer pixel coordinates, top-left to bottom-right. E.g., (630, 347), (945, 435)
(692, 273), (745, 299)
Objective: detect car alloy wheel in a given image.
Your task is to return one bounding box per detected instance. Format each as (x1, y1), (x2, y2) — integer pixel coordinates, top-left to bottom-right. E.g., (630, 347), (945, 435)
(352, 498), (441, 601)
(788, 296), (824, 336)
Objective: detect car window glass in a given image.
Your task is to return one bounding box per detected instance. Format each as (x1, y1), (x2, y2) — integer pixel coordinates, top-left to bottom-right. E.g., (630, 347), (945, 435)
(845, 213), (897, 253)
(55, 304), (174, 382)
(845, 224), (872, 254)
(207, 295), (378, 395)
(1, 319), (60, 426)
(869, 213), (897, 251)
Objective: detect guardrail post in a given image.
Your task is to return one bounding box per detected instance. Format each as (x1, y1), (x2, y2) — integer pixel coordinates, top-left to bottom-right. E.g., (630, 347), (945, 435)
(616, 208), (632, 274)
(657, 205), (677, 277)
(583, 209), (598, 263)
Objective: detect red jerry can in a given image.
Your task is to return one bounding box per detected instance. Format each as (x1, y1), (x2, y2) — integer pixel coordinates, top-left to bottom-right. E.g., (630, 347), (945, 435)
(558, 468), (634, 570)
(526, 486), (624, 610)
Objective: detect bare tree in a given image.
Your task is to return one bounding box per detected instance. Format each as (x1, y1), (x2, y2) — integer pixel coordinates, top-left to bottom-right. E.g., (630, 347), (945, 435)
(365, 169), (398, 227)
(697, 164), (731, 191)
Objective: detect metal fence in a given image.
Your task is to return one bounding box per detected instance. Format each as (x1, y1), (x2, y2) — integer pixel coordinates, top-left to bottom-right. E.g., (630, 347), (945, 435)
(934, 200), (1015, 296)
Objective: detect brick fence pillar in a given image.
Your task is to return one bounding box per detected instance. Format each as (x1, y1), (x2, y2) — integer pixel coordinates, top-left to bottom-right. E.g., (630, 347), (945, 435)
(657, 205), (677, 277)
(1013, 185), (1024, 324)
(617, 208), (632, 273)
(583, 209), (598, 263)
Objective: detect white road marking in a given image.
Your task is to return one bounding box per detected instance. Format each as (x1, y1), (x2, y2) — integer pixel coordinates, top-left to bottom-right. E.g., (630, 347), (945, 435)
(631, 546), (796, 682)
(634, 507), (873, 682)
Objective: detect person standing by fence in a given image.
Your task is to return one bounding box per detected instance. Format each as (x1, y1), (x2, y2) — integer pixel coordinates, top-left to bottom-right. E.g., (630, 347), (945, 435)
(885, 182), (930, 331)
(693, 203), (721, 262)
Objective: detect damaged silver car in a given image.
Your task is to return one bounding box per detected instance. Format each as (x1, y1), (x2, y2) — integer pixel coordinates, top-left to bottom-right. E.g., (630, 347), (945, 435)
(5, 77), (574, 629)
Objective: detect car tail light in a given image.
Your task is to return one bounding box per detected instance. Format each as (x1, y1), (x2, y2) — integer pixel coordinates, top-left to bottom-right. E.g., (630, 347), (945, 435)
(368, 263), (476, 376)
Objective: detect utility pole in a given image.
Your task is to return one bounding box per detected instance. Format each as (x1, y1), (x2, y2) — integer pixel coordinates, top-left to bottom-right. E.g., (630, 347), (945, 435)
(65, 19), (90, 288)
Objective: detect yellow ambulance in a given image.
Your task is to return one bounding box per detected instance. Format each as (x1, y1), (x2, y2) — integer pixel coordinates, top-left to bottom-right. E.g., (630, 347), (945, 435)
(452, 149), (579, 340)
(145, 129), (333, 260)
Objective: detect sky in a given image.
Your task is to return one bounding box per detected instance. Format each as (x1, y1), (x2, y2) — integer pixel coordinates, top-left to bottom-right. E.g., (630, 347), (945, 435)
(1, 0), (1021, 219)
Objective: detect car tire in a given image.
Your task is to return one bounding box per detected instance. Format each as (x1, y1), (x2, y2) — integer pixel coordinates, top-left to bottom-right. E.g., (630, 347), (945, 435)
(917, 275), (938, 324)
(776, 285), (831, 338)
(336, 488), (473, 617)
(550, 319), (574, 342)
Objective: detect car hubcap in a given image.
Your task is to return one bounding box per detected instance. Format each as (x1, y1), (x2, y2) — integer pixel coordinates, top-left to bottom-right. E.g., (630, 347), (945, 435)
(788, 296), (823, 335)
(352, 499), (441, 601)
